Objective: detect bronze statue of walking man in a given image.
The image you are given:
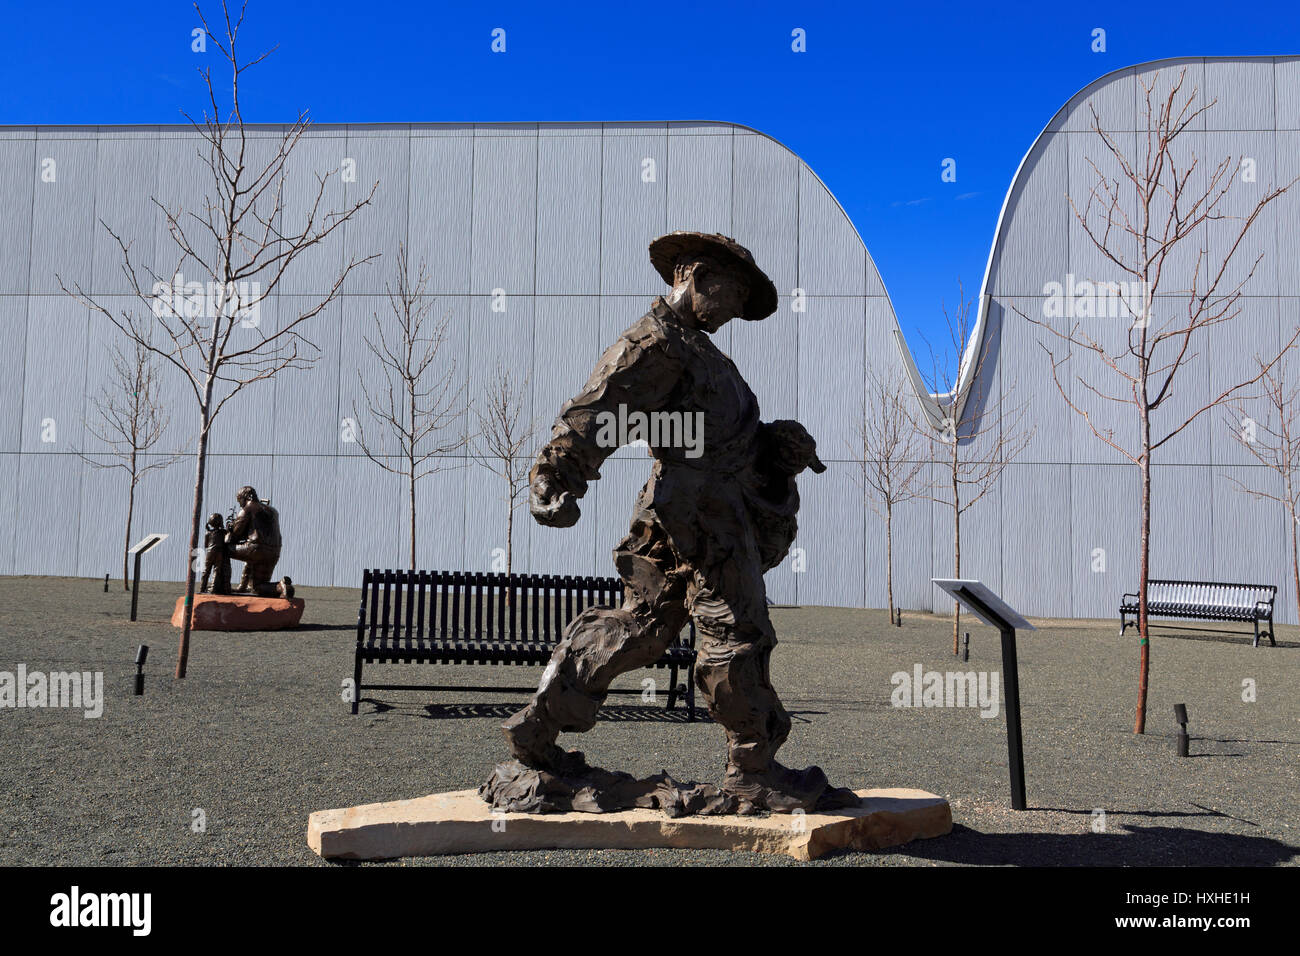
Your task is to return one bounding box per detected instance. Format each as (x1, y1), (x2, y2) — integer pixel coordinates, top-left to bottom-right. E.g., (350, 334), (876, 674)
(481, 232), (855, 817)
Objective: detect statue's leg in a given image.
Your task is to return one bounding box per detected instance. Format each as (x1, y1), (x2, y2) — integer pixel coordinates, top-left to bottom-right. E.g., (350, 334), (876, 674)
(228, 545), (281, 596)
(689, 556), (791, 778)
(249, 552), (279, 595)
(502, 521), (688, 769)
(228, 543), (254, 593)
(690, 554), (853, 812)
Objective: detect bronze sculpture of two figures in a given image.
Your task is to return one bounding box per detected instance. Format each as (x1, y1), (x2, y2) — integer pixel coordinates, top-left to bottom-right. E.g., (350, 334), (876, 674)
(481, 232), (858, 817)
(201, 486), (294, 599)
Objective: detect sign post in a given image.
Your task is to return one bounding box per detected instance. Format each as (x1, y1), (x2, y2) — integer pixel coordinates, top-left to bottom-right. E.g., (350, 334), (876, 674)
(932, 578), (1035, 811)
(127, 534), (169, 622)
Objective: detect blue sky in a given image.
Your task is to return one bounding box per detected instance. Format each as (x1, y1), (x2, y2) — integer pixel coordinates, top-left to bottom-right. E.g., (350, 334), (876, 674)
(2, 0), (1297, 352)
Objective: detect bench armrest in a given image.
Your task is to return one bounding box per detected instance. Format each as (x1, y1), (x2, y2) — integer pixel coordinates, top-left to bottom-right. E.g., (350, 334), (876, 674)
(1121, 592), (1139, 603)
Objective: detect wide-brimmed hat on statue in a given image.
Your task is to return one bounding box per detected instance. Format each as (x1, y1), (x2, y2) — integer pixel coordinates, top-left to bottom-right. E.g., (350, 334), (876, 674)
(648, 231), (779, 320)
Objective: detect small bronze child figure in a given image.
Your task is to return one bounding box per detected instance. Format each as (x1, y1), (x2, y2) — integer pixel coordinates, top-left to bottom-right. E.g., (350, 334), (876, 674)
(201, 512), (232, 595)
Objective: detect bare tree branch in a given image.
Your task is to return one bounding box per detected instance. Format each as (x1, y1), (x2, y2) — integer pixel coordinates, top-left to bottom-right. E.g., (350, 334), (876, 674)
(76, 337), (183, 589)
(1018, 67), (1298, 733)
(848, 367), (928, 624)
(353, 242), (467, 570)
(58, 0), (379, 678)
(469, 363), (538, 580)
(918, 280), (1036, 654)
(1225, 355), (1300, 614)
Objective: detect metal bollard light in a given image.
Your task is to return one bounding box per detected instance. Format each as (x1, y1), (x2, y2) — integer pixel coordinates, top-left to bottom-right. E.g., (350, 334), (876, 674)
(962, 632), (970, 662)
(134, 644), (149, 696)
(1174, 703), (1189, 757)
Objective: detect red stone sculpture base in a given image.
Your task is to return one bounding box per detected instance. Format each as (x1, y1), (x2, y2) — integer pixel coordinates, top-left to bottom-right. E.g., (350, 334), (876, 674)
(171, 594), (305, 631)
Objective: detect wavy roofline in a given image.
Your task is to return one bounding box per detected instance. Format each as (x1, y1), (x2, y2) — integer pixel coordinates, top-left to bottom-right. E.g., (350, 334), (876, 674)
(940, 54), (1297, 431)
(6, 58), (1292, 435)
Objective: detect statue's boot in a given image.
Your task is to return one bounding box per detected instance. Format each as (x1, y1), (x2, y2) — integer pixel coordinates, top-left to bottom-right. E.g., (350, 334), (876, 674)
(721, 762), (860, 814)
(722, 762), (826, 813)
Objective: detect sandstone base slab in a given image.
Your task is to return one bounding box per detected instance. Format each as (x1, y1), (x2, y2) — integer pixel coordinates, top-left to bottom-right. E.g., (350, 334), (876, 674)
(307, 787), (951, 862)
(171, 594), (305, 631)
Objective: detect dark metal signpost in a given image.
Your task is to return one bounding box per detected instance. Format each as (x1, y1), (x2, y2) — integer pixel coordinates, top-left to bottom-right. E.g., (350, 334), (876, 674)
(128, 534), (169, 622)
(933, 578), (1035, 811)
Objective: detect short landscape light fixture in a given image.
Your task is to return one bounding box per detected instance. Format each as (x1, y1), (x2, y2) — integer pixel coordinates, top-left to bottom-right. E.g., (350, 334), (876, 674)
(962, 632), (970, 662)
(103, 573), (109, 593)
(134, 644), (149, 696)
(1174, 703), (1189, 757)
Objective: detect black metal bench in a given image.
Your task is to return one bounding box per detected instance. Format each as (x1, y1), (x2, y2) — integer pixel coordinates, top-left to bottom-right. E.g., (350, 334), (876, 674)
(1119, 579), (1277, 647)
(352, 569), (697, 716)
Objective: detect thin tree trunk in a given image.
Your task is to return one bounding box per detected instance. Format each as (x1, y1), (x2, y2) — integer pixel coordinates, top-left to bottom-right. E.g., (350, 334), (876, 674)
(504, 477), (516, 608)
(122, 469), (136, 591)
(1288, 470), (1299, 620)
(953, 511), (961, 656)
(409, 385), (417, 570)
(1291, 508), (1299, 623)
(1136, 446), (1152, 734)
(952, 447), (961, 656)
(176, 404), (212, 679)
(885, 502), (896, 626)
(505, 486), (513, 578)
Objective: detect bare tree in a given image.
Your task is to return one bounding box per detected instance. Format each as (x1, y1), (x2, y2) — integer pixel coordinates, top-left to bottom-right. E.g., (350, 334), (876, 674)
(353, 243), (466, 571)
(470, 364), (537, 580)
(921, 283), (1035, 656)
(848, 368), (928, 626)
(1226, 355), (1300, 614)
(78, 338), (182, 590)
(1022, 68), (1298, 733)
(60, 0), (377, 678)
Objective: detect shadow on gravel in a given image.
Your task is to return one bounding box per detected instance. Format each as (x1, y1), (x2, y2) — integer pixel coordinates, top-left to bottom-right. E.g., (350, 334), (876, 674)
(423, 702), (713, 723)
(356, 699), (829, 724)
(357, 699), (709, 723)
(1145, 625), (1297, 648)
(1038, 805), (1260, 826)
(1201, 736), (1300, 746)
(873, 824), (1299, 866)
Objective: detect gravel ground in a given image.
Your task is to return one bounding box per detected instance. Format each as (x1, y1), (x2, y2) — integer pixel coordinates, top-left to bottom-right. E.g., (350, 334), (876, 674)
(1, 575), (1297, 867)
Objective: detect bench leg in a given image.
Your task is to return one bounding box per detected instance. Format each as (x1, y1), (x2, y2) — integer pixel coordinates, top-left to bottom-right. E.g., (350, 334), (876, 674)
(1119, 613), (1131, 637)
(686, 662), (696, 722)
(351, 652), (363, 715)
(666, 666), (678, 710)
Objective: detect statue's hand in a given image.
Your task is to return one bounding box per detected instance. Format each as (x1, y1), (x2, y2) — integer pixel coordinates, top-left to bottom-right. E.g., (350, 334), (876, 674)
(530, 469), (580, 528)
